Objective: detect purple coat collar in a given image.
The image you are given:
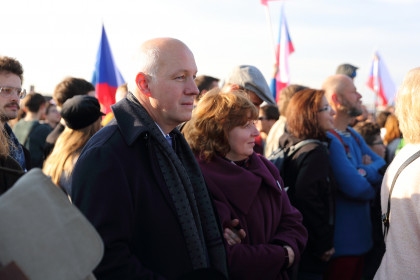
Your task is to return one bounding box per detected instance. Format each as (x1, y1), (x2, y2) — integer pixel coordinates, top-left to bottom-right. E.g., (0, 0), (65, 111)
(197, 152), (282, 215)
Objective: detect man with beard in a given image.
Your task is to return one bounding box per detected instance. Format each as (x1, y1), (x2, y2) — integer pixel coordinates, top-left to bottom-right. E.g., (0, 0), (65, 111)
(0, 56), (30, 172)
(322, 74), (385, 280)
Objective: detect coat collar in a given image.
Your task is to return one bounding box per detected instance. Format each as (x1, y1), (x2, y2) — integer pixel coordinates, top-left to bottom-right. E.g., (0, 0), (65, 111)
(111, 93), (182, 146)
(198, 152), (282, 215)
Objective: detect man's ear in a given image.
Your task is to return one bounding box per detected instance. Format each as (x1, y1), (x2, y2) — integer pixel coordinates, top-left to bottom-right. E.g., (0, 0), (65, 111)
(331, 93), (339, 105)
(135, 72), (152, 97)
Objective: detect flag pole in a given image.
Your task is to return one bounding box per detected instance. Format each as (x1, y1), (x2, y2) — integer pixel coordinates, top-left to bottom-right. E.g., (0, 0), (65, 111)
(373, 52), (379, 115)
(264, 5), (277, 63)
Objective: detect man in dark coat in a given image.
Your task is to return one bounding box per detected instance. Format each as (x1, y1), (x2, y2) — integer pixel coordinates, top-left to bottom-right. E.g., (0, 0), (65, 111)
(71, 38), (228, 280)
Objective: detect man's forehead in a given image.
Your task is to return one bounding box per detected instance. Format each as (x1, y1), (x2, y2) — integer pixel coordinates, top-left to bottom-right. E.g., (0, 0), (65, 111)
(0, 71), (22, 85)
(157, 53), (197, 76)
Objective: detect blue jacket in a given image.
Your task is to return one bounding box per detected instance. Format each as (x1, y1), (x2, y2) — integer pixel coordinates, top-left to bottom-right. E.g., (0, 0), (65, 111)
(327, 127), (385, 257)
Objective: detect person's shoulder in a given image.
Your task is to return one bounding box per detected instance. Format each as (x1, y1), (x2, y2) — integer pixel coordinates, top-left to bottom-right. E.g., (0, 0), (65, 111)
(299, 140), (327, 156)
(84, 123), (120, 152)
(33, 122), (52, 134)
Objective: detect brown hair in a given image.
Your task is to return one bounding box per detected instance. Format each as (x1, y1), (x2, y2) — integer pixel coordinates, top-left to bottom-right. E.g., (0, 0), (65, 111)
(286, 89), (327, 140)
(383, 114), (401, 145)
(22, 93), (46, 113)
(43, 119), (101, 187)
(53, 77), (95, 107)
(278, 84), (308, 116)
(0, 56), (24, 83)
(354, 121), (381, 146)
(184, 88), (258, 161)
(0, 130), (9, 158)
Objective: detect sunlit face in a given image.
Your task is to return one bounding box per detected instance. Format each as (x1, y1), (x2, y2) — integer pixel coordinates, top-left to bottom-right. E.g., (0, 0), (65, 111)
(225, 120), (260, 161)
(147, 43), (199, 131)
(0, 72), (21, 123)
(338, 79), (363, 117)
(317, 96), (336, 131)
(369, 135), (386, 159)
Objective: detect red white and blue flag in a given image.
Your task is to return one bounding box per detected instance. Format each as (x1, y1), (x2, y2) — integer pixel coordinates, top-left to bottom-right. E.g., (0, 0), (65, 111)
(366, 52), (396, 107)
(274, 4), (294, 102)
(260, 0), (282, 5)
(92, 25), (125, 114)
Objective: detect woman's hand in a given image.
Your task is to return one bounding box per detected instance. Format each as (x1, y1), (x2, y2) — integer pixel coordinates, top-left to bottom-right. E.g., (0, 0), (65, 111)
(224, 219), (246, 245)
(320, 247), (335, 262)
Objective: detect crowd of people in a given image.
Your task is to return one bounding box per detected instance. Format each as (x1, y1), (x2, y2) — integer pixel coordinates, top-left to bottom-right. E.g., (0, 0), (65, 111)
(0, 37), (419, 280)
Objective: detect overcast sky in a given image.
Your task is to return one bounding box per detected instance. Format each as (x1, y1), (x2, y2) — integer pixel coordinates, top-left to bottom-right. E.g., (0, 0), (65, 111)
(2, 0), (420, 107)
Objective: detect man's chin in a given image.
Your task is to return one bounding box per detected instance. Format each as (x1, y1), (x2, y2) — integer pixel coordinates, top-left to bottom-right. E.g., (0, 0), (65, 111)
(347, 107), (363, 117)
(348, 111), (363, 117)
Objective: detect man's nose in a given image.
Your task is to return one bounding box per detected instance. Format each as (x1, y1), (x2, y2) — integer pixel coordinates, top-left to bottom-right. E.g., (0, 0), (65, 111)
(186, 78), (199, 96)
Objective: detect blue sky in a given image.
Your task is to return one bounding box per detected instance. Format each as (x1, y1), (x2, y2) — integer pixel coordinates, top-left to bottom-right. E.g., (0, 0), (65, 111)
(2, 0), (420, 108)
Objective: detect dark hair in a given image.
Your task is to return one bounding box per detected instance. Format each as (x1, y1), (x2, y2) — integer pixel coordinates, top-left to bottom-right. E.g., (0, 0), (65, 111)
(53, 77), (95, 107)
(22, 93), (46, 113)
(286, 89), (326, 140)
(261, 104), (279, 120)
(278, 84), (308, 116)
(194, 75), (219, 102)
(0, 56), (24, 83)
(376, 111), (391, 128)
(353, 121), (380, 146)
(195, 75), (219, 93)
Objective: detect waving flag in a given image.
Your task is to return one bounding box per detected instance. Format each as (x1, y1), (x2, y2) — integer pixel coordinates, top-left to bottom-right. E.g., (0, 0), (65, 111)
(274, 4), (294, 102)
(260, 0), (282, 5)
(92, 25), (125, 114)
(366, 52), (396, 107)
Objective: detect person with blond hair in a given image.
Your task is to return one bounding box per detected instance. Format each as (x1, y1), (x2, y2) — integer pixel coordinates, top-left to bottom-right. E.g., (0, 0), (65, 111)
(374, 67), (420, 280)
(43, 95), (103, 195)
(184, 88), (307, 280)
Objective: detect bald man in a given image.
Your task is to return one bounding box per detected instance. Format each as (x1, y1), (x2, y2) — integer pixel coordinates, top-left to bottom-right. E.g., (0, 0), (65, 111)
(71, 38), (228, 280)
(322, 75), (385, 280)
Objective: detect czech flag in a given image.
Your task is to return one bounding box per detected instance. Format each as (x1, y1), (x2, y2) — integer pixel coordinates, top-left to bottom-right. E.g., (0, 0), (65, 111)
(366, 52), (396, 107)
(274, 4), (294, 102)
(92, 25), (125, 114)
(260, 0), (282, 5)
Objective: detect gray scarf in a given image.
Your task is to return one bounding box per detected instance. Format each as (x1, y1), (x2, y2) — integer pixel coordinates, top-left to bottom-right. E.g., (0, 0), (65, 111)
(128, 94), (228, 277)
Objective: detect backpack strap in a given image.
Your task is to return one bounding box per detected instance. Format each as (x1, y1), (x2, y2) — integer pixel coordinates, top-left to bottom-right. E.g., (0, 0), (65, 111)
(382, 149), (420, 238)
(287, 139), (322, 158)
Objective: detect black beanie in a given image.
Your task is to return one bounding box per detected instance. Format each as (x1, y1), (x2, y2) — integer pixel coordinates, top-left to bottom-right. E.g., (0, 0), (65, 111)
(61, 95), (105, 130)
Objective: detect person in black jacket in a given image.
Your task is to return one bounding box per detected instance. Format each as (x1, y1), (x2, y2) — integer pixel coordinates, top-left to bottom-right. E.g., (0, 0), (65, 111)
(278, 89), (338, 280)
